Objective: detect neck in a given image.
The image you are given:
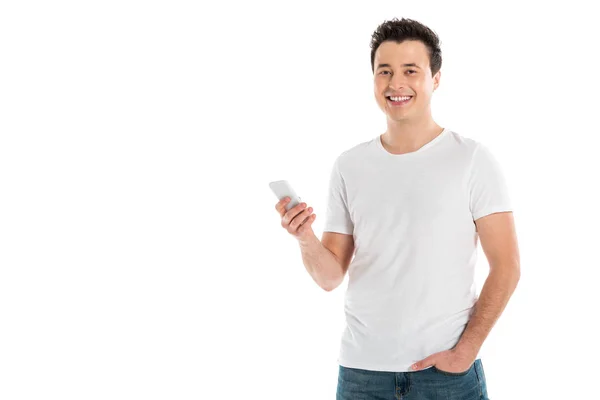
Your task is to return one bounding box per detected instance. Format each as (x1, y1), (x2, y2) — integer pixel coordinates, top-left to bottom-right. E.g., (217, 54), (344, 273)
(381, 117), (443, 154)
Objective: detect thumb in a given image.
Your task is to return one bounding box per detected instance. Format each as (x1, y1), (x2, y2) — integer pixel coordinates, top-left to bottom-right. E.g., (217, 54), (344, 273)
(411, 355), (436, 371)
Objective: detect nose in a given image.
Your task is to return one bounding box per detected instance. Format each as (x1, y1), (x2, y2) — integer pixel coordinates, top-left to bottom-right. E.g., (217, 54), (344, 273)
(388, 73), (408, 91)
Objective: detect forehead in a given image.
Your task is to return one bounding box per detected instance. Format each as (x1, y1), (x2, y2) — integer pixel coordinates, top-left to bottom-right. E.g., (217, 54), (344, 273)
(374, 40), (430, 68)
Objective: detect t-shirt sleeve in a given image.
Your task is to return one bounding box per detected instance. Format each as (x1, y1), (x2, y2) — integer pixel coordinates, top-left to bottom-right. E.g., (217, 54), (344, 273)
(468, 143), (513, 221)
(323, 156), (354, 235)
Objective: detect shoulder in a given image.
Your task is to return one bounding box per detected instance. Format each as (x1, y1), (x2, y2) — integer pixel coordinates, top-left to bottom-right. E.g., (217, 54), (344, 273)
(445, 129), (481, 153)
(444, 129), (497, 166)
(332, 137), (376, 168)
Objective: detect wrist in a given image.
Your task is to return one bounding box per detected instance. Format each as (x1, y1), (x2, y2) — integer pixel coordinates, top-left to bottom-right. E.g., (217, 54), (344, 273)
(298, 232), (318, 247)
(454, 341), (479, 359)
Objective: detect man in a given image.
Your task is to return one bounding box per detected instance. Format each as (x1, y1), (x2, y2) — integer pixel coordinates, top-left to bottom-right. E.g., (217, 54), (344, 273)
(275, 17), (520, 399)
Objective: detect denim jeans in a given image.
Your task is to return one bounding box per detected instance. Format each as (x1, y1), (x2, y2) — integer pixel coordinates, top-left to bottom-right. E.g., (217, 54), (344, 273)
(336, 359), (489, 399)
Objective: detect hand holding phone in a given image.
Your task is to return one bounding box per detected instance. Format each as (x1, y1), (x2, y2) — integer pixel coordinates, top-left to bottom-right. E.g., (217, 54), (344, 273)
(269, 180), (302, 211)
(269, 180), (316, 239)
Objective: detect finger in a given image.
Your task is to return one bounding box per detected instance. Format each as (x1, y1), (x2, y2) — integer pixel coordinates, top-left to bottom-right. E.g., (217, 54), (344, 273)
(278, 199), (295, 220)
(298, 213), (316, 233)
(290, 207), (313, 231)
(275, 197), (290, 214)
(283, 202), (307, 224)
(291, 207), (313, 231)
(412, 355), (435, 371)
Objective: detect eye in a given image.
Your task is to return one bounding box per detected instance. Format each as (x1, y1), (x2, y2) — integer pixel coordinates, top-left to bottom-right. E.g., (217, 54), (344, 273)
(379, 71), (390, 75)
(407, 70), (417, 74)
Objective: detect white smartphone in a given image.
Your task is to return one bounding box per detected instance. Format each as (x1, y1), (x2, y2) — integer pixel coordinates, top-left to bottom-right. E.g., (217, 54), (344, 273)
(269, 180), (302, 212)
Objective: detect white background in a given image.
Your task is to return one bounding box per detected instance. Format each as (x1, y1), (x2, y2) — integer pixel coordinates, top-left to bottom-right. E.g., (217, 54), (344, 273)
(1, 1), (599, 399)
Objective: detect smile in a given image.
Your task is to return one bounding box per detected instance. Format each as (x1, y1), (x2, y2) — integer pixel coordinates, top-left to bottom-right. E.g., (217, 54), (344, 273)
(386, 96), (413, 106)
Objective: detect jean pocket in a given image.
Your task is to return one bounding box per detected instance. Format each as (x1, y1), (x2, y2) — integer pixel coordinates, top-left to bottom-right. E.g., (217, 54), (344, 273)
(431, 364), (472, 377)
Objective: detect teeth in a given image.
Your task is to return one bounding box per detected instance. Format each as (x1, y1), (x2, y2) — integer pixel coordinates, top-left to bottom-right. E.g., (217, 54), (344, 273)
(390, 96), (412, 102)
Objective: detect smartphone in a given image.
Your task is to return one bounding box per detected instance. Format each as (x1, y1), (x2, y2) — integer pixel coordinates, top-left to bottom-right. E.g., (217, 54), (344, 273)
(269, 180), (302, 212)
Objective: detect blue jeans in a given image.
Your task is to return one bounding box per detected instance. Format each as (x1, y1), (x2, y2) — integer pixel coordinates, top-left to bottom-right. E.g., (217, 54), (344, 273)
(337, 359), (489, 399)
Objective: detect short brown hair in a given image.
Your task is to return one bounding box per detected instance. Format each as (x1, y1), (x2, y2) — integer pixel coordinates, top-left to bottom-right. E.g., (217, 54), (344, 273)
(370, 17), (442, 76)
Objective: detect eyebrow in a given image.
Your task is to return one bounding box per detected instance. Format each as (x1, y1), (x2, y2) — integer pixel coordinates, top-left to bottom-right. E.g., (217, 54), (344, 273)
(376, 63), (421, 70)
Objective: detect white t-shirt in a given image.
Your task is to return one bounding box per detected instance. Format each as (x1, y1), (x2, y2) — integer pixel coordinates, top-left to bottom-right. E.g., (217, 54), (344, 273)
(323, 128), (513, 372)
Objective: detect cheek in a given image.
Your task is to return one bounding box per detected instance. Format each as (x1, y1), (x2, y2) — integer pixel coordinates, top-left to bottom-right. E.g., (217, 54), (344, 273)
(417, 79), (433, 92)
(375, 76), (390, 89)
(373, 80), (383, 93)
(374, 85), (385, 100)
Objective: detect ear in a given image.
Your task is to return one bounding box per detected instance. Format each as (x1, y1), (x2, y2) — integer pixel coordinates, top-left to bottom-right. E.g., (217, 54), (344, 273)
(433, 70), (441, 90)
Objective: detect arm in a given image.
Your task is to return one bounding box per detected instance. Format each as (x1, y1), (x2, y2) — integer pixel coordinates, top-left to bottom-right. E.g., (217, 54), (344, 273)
(454, 211), (521, 358)
(298, 231), (354, 292)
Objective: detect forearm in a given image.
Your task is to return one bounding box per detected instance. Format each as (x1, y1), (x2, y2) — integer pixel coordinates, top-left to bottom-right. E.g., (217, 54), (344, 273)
(455, 266), (521, 357)
(298, 233), (343, 291)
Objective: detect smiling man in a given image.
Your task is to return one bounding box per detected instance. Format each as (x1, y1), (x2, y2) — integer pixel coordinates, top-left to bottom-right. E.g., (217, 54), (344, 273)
(321, 18), (522, 399)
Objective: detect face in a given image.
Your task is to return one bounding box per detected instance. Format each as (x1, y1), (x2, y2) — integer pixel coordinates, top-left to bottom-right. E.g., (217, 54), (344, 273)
(373, 40), (441, 122)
